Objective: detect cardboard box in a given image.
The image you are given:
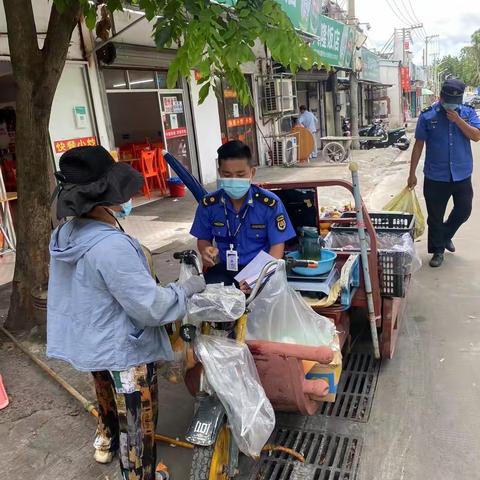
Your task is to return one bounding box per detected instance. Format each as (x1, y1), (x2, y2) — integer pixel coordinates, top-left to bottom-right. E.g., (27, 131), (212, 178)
(303, 350), (342, 403)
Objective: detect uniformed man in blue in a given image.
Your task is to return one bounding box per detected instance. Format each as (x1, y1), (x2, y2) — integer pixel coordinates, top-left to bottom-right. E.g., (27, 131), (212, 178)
(190, 140), (296, 285)
(408, 79), (480, 268)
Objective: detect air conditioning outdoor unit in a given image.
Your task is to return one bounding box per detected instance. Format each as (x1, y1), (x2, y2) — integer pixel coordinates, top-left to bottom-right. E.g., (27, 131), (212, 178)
(264, 79), (294, 115)
(272, 136), (298, 166)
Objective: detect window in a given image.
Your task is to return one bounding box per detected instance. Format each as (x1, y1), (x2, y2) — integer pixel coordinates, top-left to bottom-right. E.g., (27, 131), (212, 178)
(128, 70), (156, 89)
(103, 69), (127, 89)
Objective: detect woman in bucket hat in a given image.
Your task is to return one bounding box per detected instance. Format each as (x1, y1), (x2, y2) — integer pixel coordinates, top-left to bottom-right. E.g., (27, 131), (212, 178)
(47, 146), (205, 479)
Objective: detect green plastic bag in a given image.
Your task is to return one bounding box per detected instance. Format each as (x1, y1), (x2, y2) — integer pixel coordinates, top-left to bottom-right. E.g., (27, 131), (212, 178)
(382, 187), (425, 239)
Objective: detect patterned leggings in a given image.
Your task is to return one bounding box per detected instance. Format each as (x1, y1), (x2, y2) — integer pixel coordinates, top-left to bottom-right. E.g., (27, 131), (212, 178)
(91, 363), (158, 480)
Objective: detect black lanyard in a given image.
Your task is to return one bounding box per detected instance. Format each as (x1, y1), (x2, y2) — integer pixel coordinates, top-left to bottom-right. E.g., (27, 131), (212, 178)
(223, 199), (249, 244)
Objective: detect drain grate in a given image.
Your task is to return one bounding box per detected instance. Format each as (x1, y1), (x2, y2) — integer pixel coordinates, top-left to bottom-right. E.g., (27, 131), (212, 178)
(252, 427), (362, 480)
(318, 352), (380, 422)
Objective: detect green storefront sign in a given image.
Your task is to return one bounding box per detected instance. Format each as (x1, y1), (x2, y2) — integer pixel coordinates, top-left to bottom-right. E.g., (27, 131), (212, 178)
(360, 47), (381, 83)
(220, 0), (355, 69)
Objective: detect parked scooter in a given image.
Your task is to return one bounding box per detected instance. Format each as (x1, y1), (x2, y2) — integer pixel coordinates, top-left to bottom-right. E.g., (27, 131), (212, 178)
(359, 119), (410, 151)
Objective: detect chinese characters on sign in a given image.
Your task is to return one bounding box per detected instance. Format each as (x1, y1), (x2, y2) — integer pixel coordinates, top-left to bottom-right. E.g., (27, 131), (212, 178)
(165, 127), (188, 139)
(226, 116), (254, 128)
(54, 136), (97, 154)
(401, 67), (411, 92)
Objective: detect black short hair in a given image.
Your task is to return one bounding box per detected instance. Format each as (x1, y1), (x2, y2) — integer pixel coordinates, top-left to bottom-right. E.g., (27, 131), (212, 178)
(299, 105), (307, 111)
(217, 140), (254, 166)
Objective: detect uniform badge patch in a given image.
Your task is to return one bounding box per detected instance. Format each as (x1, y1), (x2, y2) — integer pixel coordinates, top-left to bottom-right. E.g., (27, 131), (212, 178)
(276, 215), (286, 231)
(213, 221), (225, 227)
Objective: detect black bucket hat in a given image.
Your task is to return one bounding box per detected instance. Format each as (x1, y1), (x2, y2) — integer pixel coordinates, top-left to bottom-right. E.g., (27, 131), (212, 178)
(441, 78), (466, 104)
(55, 146), (144, 219)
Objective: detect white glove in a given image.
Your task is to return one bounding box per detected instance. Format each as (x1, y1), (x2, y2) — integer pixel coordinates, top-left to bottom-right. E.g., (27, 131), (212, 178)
(179, 275), (206, 298)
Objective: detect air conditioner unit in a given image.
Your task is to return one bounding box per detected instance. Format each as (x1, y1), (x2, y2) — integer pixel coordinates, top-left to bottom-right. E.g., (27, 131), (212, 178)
(264, 79), (294, 115)
(272, 136), (298, 166)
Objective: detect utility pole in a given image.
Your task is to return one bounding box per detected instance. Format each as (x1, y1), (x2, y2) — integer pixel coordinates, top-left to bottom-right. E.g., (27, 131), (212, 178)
(348, 0), (360, 149)
(425, 34), (439, 87)
(400, 24), (422, 121)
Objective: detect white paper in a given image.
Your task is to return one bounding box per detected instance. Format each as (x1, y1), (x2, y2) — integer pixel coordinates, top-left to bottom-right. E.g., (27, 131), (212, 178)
(233, 103), (240, 118)
(234, 251), (277, 287)
(170, 113), (178, 129)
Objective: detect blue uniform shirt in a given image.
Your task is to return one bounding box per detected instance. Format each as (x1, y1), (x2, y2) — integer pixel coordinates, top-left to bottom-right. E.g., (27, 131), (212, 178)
(190, 185), (296, 266)
(416, 102), (480, 182)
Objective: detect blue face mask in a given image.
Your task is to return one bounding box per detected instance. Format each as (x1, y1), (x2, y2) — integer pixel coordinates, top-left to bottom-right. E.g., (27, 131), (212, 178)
(114, 199), (133, 219)
(217, 178), (251, 200)
(442, 101), (459, 111)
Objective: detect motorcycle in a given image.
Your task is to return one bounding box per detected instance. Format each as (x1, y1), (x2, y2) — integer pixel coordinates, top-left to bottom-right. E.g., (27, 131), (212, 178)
(176, 250), (317, 479)
(359, 119), (410, 151)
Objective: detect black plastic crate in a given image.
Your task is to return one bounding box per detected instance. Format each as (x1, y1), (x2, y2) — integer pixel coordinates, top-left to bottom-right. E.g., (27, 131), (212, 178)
(378, 250), (409, 297)
(331, 211), (415, 236)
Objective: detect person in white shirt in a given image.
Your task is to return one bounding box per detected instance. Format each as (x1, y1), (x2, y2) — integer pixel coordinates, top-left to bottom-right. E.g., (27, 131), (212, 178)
(298, 105), (319, 159)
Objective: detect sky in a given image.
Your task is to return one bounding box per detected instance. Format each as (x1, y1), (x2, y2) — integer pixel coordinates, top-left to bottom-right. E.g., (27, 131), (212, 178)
(354, 0), (480, 64)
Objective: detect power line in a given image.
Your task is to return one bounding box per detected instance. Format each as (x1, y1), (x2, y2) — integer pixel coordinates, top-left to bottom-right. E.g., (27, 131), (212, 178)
(384, 0), (414, 27)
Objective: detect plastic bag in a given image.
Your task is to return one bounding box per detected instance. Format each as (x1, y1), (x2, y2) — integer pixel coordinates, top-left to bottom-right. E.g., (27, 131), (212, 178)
(160, 262), (195, 384)
(194, 334), (275, 457)
(324, 231), (421, 275)
(246, 261), (338, 349)
(382, 187), (425, 239)
(188, 285), (245, 324)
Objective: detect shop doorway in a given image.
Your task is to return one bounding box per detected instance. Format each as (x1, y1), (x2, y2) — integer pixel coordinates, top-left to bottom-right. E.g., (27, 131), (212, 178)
(217, 76), (259, 165)
(104, 68), (197, 177)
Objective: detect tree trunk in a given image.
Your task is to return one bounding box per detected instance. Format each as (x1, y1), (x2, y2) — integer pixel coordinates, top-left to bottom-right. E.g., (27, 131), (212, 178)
(6, 88), (53, 329)
(3, 0), (81, 330)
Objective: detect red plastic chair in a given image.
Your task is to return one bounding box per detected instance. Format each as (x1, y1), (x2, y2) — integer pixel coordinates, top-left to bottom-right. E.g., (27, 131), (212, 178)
(140, 150), (163, 198)
(155, 148), (168, 194)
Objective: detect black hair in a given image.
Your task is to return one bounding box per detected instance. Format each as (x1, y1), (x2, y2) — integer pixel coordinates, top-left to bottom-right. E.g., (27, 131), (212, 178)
(217, 140), (254, 167)
(299, 105), (307, 111)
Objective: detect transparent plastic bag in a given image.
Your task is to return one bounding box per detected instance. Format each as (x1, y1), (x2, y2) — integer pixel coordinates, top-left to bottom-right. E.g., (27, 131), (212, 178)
(324, 231), (421, 274)
(161, 336), (186, 384)
(194, 334), (275, 457)
(246, 261), (338, 349)
(188, 284), (245, 324)
(382, 187), (425, 239)
(160, 262), (196, 384)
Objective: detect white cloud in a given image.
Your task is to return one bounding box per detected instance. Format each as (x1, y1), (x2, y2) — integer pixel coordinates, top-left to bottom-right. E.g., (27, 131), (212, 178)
(355, 0), (480, 64)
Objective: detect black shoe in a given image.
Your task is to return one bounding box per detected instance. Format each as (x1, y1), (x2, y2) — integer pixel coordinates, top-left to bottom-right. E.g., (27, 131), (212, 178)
(429, 253), (444, 268)
(445, 240), (456, 253)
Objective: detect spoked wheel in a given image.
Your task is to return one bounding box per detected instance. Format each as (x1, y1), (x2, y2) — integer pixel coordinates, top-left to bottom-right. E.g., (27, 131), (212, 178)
(323, 141), (347, 162)
(190, 425), (232, 480)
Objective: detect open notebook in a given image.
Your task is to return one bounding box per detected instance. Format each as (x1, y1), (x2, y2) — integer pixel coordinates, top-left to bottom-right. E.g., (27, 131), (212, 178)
(234, 251), (278, 288)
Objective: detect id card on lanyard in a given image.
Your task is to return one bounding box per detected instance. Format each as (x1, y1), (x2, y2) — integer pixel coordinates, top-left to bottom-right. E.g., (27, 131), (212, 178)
(226, 244), (239, 272)
(224, 200), (249, 272)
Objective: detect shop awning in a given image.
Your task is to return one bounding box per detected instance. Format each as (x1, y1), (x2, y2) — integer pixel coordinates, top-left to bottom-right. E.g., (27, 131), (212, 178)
(422, 88), (435, 96)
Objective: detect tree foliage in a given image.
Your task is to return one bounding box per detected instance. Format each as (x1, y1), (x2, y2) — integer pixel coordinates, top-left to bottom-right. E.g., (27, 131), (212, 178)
(439, 29), (480, 87)
(55, 0), (322, 104)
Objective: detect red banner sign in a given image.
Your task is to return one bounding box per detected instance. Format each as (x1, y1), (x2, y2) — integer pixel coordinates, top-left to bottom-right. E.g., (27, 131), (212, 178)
(165, 127), (188, 139)
(54, 136), (97, 153)
(400, 67), (410, 92)
(226, 116), (254, 128)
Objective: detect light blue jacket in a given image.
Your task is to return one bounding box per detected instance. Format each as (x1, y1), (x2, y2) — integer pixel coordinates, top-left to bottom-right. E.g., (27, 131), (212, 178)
(47, 218), (186, 372)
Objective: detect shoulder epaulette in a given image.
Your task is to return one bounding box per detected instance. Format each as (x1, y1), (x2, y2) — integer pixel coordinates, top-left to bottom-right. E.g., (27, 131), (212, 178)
(421, 106), (433, 114)
(201, 193), (220, 207)
(254, 191), (277, 208)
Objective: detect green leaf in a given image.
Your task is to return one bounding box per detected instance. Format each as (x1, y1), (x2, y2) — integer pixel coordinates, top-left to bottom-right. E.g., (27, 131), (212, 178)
(85, 5), (97, 30)
(153, 21), (173, 48)
(167, 62), (180, 89)
(106, 0), (123, 12)
(198, 82), (210, 104)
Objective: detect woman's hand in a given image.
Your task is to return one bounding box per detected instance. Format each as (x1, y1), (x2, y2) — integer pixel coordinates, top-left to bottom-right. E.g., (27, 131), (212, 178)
(239, 280), (252, 295)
